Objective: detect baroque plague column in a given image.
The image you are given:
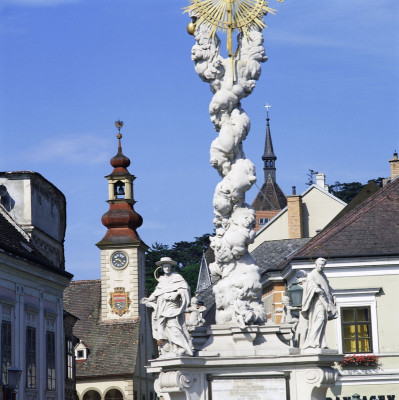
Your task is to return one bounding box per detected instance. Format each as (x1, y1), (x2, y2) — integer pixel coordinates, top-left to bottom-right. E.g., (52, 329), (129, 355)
(146, 2), (343, 400)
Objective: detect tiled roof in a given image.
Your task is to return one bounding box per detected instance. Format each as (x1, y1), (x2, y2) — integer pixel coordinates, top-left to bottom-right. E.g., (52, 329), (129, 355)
(0, 208), (72, 278)
(324, 181), (381, 230)
(293, 177), (399, 260)
(63, 280), (140, 377)
(251, 175), (287, 211)
(196, 282), (216, 325)
(251, 238), (312, 276)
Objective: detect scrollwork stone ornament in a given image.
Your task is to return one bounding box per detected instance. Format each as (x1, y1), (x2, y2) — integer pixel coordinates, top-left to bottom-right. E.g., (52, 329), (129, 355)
(188, 8), (269, 327)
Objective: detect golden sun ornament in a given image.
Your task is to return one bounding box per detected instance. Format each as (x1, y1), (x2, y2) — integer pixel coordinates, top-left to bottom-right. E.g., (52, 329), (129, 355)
(185, 0), (282, 58)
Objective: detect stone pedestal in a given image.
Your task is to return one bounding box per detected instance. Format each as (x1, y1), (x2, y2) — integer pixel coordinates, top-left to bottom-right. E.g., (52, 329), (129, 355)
(147, 324), (342, 400)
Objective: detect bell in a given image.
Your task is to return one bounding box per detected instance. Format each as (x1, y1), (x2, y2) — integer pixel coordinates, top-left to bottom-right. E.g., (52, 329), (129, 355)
(117, 184), (125, 196)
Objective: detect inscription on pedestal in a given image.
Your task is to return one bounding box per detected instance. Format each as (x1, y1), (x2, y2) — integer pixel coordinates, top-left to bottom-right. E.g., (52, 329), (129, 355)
(208, 375), (288, 400)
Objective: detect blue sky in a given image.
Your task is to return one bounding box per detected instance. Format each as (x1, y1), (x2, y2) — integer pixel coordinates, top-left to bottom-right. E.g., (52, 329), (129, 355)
(1, 0), (398, 280)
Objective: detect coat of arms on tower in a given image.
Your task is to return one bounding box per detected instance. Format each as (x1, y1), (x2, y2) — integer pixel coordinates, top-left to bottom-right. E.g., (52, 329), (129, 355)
(109, 287), (131, 316)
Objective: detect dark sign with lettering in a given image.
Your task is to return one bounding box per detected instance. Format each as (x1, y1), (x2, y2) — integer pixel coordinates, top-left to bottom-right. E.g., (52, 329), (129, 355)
(327, 396), (395, 400)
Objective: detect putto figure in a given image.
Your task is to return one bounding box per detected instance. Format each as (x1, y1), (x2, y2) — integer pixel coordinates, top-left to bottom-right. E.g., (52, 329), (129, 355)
(301, 258), (338, 350)
(185, 297), (206, 331)
(140, 257), (193, 358)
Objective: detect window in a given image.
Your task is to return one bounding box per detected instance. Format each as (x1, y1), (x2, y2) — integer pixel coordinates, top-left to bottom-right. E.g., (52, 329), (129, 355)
(341, 307), (372, 353)
(1, 319), (12, 385)
(334, 288), (380, 354)
(259, 218), (269, 226)
(75, 340), (88, 360)
(65, 338), (74, 380)
(46, 331), (56, 390)
(26, 326), (36, 388)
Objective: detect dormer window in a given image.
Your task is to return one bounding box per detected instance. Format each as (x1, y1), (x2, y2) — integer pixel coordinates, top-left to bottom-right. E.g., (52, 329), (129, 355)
(75, 340), (88, 361)
(114, 181), (125, 199)
(259, 217), (269, 226)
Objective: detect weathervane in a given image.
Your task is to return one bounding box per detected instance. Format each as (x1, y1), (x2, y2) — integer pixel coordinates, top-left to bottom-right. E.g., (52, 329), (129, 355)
(115, 120), (124, 139)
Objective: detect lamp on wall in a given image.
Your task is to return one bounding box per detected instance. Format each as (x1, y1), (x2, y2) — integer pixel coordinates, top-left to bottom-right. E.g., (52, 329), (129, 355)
(2, 367), (22, 400)
(287, 281), (303, 308)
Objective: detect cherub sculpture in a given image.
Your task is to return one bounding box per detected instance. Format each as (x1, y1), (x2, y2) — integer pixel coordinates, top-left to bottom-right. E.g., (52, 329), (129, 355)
(185, 297), (206, 331)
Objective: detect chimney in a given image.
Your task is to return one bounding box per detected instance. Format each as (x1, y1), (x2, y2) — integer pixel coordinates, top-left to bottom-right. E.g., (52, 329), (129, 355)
(389, 152), (399, 180)
(316, 172), (329, 191)
(287, 193), (303, 239)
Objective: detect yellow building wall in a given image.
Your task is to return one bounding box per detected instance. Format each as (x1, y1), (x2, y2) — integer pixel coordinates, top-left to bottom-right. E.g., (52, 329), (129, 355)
(250, 186), (346, 252)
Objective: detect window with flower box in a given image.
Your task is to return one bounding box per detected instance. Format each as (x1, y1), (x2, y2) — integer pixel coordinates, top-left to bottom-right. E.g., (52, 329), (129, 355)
(341, 306), (372, 353)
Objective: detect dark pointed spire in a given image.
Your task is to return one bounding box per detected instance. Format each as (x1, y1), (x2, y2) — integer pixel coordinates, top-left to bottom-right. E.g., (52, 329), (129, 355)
(196, 252), (212, 294)
(262, 105), (277, 183)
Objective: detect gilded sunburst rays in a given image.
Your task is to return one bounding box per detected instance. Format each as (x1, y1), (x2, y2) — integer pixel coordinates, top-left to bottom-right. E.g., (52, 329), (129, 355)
(185, 0), (275, 38)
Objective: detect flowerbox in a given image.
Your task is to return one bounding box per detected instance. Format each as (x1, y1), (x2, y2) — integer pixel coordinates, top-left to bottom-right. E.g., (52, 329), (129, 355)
(340, 354), (379, 368)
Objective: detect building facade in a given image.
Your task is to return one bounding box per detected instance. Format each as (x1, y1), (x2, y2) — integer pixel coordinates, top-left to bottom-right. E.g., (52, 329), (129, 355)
(259, 156), (399, 399)
(0, 172), (75, 400)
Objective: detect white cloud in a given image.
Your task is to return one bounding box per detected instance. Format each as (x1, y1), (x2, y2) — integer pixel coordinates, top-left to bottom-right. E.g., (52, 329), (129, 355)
(21, 134), (110, 165)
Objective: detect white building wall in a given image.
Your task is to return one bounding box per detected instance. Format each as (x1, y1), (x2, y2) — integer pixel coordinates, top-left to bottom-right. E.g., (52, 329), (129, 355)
(0, 254), (70, 400)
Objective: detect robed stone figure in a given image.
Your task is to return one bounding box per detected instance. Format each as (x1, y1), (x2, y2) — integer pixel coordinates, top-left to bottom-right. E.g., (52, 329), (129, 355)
(301, 258), (338, 350)
(141, 257), (193, 358)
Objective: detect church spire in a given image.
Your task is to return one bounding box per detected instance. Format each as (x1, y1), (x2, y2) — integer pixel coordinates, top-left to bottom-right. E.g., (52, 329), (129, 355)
(262, 104), (277, 183)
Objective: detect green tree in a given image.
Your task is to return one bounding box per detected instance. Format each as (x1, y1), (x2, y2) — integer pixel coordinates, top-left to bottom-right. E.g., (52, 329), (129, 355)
(145, 234), (211, 295)
(329, 178), (384, 203)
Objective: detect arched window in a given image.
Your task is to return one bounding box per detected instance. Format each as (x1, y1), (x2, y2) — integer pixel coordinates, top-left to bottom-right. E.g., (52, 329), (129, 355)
(105, 388), (124, 400)
(114, 180), (125, 199)
(83, 390), (101, 400)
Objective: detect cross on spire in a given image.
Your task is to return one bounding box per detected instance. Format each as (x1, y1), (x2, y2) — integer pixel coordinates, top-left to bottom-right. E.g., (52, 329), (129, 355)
(264, 103), (271, 119)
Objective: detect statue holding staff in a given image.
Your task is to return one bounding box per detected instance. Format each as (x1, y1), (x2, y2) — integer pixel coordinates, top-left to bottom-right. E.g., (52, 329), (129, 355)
(140, 257), (193, 358)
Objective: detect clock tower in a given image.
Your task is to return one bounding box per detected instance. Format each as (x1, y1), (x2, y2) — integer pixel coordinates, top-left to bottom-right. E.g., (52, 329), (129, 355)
(96, 122), (148, 321)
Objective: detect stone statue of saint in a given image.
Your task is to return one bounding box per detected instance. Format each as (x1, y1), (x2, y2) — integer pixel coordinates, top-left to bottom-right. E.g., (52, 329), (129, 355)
(140, 257), (193, 358)
(301, 258), (338, 350)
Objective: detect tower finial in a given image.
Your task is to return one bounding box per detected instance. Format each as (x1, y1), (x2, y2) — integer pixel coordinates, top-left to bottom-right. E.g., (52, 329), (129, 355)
(115, 120), (124, 139)
(264, 103), (271, 120)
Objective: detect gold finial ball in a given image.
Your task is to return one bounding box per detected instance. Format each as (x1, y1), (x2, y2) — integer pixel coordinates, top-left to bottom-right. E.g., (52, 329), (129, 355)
(115, 120), (124, 129)
(117, 133), (122, 139)
(186, 22), (196, 36)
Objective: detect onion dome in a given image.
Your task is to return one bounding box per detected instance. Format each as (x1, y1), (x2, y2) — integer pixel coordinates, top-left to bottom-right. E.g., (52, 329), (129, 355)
(110, 133), (131, 176)
(101, 202), (143, 231)
(98, 202), (143, 244)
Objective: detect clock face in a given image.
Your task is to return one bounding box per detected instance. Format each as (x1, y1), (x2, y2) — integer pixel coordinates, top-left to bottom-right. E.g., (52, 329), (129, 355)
(111, 251), (128, 269)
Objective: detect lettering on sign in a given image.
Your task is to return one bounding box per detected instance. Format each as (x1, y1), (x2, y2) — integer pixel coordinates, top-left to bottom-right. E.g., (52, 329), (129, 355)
(208, 375), (289, 400)
(327, 396), (395, 400)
